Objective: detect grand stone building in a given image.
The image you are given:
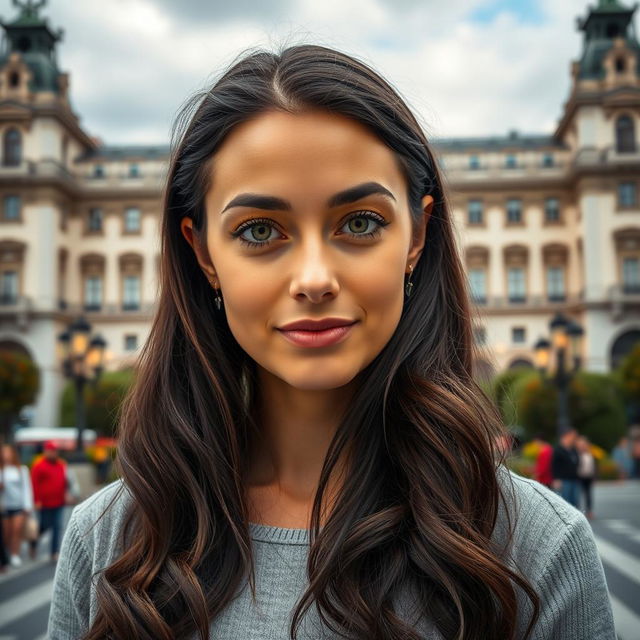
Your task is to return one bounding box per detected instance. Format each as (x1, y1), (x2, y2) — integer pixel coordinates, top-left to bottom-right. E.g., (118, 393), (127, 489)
(0, 0), (638, 428)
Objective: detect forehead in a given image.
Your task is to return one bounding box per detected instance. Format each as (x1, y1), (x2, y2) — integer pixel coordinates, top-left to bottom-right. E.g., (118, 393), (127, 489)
(207, 110), (407, 205)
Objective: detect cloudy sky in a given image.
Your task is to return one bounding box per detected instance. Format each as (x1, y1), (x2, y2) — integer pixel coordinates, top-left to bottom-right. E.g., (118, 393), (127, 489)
(0, 0), (617, 145)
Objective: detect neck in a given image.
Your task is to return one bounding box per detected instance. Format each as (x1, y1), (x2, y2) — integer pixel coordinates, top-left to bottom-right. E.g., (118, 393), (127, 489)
(246, 368), (357, 501)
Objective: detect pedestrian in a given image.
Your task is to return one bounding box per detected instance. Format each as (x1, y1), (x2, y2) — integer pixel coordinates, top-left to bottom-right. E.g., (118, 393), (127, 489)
(0, 443), (33, 567)
(611, 435), (634, 479)
(551, 427), (581, 507)
(631, 425), (640, 479)
(532, 432), (553, 489)
(49, 45), (616, 640)
(0, 452), (9, 574)
(575, 435), (597, 520)
(30, 441), (67, 564)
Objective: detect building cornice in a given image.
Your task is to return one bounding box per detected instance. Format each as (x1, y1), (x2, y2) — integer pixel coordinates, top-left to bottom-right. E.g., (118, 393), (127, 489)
(555, 85), (640, 139)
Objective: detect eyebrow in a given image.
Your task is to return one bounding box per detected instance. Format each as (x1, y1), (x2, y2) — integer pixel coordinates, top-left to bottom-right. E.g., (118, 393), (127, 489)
(220, 181), (396, 214)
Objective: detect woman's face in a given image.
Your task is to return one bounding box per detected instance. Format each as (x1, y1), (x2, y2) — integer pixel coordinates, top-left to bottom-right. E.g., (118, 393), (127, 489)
(181, 110), (433, 391)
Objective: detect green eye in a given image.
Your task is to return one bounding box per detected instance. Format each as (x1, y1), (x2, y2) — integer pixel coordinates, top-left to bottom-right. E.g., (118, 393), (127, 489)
(341, 211), (389, 238)
(247, 224), (272, 242)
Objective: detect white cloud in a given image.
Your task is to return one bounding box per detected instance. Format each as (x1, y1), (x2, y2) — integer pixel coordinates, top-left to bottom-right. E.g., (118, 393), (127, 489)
(0, 0), (622, 144)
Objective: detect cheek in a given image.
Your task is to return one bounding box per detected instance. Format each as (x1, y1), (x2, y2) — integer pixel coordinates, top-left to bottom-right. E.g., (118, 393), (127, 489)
(355, 266), (405, 343)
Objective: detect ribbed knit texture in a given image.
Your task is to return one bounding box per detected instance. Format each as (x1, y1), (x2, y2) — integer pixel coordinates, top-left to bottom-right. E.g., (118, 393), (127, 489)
(48, 467), (617, 639)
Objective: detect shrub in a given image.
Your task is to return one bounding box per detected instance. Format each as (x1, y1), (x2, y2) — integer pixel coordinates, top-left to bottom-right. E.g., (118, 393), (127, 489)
(490, 367), (537, 428)
(516, 371), (625, 449)
(59, 368), (135, 437)
(0, 350), (40, 442)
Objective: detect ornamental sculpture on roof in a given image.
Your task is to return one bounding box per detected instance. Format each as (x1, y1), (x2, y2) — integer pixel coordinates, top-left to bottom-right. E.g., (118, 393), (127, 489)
(12, 0), (46, 18)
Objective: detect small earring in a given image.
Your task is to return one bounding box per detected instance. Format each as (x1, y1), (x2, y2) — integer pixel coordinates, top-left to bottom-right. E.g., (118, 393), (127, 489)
(208, 277), (223, 311)
(405, 264), (414, 298)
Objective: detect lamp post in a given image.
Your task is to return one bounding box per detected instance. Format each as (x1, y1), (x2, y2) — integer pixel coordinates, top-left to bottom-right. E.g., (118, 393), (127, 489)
(57, 316), (107, 460)
(533, 313), (584, 438)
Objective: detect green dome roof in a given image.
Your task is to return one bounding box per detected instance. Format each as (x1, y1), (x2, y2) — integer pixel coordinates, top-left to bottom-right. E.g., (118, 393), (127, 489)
(576, 0), (640, 79)
(0, 0), (63, 93)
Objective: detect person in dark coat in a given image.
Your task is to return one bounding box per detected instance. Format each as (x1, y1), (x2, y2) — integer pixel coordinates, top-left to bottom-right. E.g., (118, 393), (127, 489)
(551, 427), (580, 508)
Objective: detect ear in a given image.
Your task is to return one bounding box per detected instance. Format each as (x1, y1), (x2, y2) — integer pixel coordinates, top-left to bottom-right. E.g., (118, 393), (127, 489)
(180, 216), (218, 284)
(405, 194), (434, 271)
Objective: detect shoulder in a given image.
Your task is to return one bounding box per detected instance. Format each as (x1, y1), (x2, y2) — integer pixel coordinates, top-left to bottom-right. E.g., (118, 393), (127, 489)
(494, 467), (616, 637)
(496, 467), (592, 564)
(497, 464), (581, 526)
(494, 465), (602, 585)
(494, 466), (591, 576)
(66, 478), (134, 572)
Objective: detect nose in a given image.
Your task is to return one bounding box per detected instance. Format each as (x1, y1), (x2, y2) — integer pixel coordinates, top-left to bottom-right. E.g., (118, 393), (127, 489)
(288, 238), (340, 304)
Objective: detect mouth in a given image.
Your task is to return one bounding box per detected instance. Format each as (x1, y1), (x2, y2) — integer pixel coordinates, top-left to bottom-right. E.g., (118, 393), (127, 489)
(276, 320), (358, 348)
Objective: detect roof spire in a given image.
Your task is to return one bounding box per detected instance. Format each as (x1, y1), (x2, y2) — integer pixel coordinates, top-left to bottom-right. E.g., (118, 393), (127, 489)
(598, 0), (626, 7)
(12, 1), (46, 19)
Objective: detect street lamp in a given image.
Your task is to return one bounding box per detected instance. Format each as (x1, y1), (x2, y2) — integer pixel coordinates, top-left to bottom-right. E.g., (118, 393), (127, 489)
(533, 313), (584, 438)
(57, 316), (107, 459)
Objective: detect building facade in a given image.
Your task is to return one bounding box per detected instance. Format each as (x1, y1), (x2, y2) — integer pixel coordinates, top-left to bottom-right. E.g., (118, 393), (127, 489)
(0, 0), (639, 427)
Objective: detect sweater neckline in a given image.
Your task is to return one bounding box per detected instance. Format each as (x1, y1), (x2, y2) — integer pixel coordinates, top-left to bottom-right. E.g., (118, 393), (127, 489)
(248, 521), (311, 545)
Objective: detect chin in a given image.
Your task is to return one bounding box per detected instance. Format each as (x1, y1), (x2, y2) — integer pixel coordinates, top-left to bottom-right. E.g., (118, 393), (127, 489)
(279, 365), (361, 391)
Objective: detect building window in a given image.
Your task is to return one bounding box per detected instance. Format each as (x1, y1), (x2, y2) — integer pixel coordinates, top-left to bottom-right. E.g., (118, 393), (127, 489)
(467, 200), (483, 225)
(3, 195), (21, 221)
(0, 270), (18, 304)
(3, 128), (22, 167)
(547, 266), (566, 301)
(84, 275), (102, 311)
(544, 197), (560, 223)
(128, 164), (140, 178)
(622, 257), (640, 293)
(124, 334), (138, 351)
(616, 115), (636, 153)
(469, 155), (480, 170)
(618, 182), (637, 207)
(469, 268), (487, 304)
(123, 275), (140, 310)
(93, 164), (105, 178)
(507, 267), (526, 303)
(473, 326), (486, 346)
(512, 327), (526, 344)
(506, 198), (522, 224)
(8, 71), (19, 88)
(87, 208), (103, 232)
(542, 152), (554, 167)
(616, 57), (626, 73)
(124, 207), (141, 232)
(505, 154), (517, 169)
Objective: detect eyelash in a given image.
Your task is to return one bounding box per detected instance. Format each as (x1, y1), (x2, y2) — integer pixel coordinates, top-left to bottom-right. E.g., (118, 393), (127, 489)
(230, 211), (390, 249)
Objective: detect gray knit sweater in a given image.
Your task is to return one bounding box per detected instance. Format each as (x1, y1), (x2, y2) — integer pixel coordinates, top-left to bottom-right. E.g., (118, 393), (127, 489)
(48, 467), (617, 639)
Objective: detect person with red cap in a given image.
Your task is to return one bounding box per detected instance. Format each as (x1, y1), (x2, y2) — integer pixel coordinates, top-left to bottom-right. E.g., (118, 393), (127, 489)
(29, 441), (67, 563)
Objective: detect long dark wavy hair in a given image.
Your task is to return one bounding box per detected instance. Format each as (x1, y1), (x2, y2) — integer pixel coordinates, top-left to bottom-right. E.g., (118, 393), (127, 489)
(83, 45), (540, 640)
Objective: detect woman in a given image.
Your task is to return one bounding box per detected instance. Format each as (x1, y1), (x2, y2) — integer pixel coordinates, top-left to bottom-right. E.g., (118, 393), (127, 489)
(0, 443), (33, 567)
(576, 436), (597, 520)
(48, 45), (616, 640)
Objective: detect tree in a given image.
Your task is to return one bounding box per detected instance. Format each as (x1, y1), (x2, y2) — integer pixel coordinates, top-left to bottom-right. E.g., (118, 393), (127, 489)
(517, 370), (626, 449)
(59, 368), (135, 437)
(490, 367), (537, 428)
(0, 350), (39, 443)
(615, 342), (640, 423)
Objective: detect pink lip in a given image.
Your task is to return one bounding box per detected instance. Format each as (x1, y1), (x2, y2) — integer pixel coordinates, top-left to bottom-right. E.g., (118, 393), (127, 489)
(277, 322), (357, 348)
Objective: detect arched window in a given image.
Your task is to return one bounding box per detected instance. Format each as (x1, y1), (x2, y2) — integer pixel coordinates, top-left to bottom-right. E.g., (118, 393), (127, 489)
(616, 115), (636, 153)
(3, 128), (22, 166)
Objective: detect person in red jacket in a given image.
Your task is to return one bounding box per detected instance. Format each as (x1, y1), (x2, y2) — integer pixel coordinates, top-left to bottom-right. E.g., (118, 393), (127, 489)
(533, 433), (554, 489)
(30, 441), (67, 563)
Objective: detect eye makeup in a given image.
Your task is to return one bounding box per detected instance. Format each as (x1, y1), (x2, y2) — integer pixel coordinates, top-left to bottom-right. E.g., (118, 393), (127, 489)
(230, 210), (390, 250)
